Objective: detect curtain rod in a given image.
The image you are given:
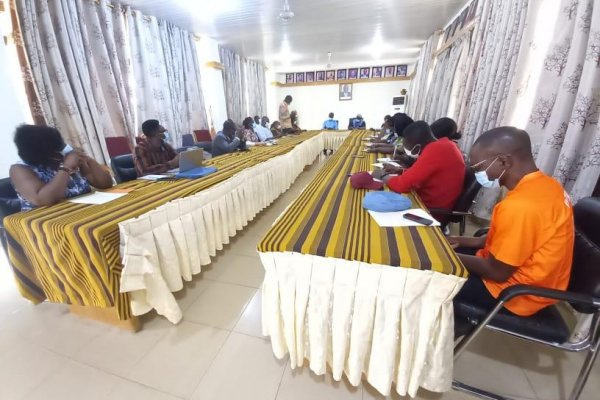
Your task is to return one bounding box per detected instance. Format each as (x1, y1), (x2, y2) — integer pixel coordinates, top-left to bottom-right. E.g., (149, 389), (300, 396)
(91, 0), (200, 41)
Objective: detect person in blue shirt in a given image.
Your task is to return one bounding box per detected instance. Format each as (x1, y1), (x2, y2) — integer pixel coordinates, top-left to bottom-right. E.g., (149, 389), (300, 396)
(348, 114), (366, 129)
(212, 119), (246, 157)
(255, 116), (274, 142)
(323, 112), (339, 130)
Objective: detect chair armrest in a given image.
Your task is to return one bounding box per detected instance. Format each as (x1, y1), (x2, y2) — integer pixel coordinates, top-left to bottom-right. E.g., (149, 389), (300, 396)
(473, 227), (489, 237)
(498, 284), (600, 308)
(428, 208), (472, 217)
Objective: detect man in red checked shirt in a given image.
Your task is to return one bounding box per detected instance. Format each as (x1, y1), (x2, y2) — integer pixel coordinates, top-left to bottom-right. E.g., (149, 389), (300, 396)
(383, 121), (465, 211)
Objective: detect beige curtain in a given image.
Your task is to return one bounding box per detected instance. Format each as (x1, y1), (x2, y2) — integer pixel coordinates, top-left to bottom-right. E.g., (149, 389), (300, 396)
(406, 33), (439, 120)
(219, 45), (245, 124)
(245, 59), (268, 118)
(526, 0), (600, 202)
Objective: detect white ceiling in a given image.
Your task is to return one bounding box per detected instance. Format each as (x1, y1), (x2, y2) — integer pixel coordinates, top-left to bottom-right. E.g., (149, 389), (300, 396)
(117, 0), (469, 70)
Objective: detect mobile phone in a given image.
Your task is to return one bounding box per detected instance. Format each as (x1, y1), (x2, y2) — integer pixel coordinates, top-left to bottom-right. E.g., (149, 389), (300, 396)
(403, 213), (433, 226)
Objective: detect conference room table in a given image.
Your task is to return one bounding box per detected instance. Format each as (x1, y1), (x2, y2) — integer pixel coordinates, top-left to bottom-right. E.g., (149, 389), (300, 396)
(257, 130), (468, 397)
(4, 130), (336, 328)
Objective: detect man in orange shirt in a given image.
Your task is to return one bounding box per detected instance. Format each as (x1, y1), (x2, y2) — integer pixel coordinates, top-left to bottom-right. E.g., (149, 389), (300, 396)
(449, 127), (574, 335)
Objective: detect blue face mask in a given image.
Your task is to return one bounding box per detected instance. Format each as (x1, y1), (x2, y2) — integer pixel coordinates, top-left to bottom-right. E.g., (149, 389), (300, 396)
(474, 157), (505, 188)
(61, 144), (74, 156)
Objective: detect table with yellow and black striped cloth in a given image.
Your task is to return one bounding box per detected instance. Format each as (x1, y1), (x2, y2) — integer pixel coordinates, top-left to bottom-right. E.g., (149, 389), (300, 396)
(4, 131), (324, 324)
(257, 130), (468, 398)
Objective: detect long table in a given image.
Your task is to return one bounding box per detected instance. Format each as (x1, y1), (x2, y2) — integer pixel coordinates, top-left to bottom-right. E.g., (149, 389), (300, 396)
(4, 131), (332, 325)
(257, 130), (467, 397)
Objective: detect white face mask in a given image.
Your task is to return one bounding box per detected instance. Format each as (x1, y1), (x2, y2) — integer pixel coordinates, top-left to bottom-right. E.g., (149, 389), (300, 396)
(404, 144), (421, 159)
(61, 144), (74, 156)
(474, 157), (506, 188)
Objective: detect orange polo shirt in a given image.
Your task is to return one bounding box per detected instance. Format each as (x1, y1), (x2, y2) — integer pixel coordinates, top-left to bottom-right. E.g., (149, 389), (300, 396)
(477, 171), (574, 316)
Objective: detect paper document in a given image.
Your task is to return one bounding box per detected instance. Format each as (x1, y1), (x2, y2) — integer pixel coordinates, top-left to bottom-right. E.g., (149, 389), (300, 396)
(138, 175), (169, 180)
(69, 191), (127, 205)
(372, 163), (385, 169)
(368, 208), (441, 227)
(378, 158), (391, 162)
(383, 161), (402, 168)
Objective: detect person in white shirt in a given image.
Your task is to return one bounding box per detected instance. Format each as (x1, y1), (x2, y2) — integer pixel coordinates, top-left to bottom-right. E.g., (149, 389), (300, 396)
(255, 116), (274, 142)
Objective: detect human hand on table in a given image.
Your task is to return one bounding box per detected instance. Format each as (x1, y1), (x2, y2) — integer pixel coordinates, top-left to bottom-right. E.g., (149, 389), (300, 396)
(383, 163), (403, 174)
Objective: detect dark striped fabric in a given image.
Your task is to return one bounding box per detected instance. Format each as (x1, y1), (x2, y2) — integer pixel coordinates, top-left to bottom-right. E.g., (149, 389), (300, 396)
(4, 132), (321, 320)
(258, 130), (467, 277)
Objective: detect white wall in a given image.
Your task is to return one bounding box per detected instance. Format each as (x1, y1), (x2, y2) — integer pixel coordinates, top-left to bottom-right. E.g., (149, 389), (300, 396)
(271, 80), (410, 130)
(196, 36), (228, 134)
(0, 33), (32, 178)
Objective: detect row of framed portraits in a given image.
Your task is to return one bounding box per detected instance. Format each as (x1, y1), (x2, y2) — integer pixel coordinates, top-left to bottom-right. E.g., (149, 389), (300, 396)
(285, 64), (408, 84)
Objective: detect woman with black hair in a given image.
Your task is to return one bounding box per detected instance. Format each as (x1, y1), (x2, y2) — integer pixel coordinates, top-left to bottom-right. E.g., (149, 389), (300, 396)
(241, 117), (265, 145)
(430, 117), (462, 141)
(9, 124), (113, 211)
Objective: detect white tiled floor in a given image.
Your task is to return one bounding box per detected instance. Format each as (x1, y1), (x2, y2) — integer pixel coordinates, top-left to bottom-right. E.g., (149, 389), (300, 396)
(0, 160), (598, 400)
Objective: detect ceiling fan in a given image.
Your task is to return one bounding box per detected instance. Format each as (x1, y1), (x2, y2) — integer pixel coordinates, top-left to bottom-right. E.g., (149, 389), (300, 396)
(278, 0), (295, 22)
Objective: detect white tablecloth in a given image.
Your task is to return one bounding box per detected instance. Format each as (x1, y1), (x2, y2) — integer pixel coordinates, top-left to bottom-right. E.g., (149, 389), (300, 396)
(259, 251), (466, 398)
(118, 132), (325, 323)
(323, 130), (351, 150)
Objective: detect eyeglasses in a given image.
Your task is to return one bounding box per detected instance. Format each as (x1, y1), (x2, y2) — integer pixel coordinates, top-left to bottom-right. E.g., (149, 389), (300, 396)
(470, 154), (510, 171)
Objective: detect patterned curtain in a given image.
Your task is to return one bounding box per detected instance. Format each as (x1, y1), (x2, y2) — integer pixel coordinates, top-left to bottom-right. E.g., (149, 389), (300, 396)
(15, 0), (134, 162)
(245, 59), (267, 118)
(526, 0), (600, 202)
(406, 33), (439, 120)
(14, 0), (208, 161)
(219, 45), (245, 124)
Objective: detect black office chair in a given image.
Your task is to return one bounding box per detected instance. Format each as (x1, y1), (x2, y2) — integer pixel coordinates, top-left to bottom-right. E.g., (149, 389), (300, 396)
(110, 154), (138, 183)
(0, 178), (21, 257)
(430, 167), (482, 235)
(453, 196), (600, 400)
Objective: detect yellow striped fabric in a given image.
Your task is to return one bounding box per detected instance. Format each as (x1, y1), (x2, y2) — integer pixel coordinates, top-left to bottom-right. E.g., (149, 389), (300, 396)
(4, 132), (322, 320)
(258, 130), (467, 277)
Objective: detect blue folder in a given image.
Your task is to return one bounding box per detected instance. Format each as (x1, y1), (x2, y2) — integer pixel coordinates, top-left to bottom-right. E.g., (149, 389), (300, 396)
(175, 166), (218, 179)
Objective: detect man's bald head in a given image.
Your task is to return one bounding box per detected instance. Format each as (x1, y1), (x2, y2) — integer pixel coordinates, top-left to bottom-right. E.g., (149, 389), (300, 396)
(471, 126), (533, 162)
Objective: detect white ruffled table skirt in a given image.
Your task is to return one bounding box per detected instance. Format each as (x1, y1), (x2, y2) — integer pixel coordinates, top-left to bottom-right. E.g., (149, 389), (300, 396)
(259, 251), (466, 398)
(323, 130), (352, 150)
(118, 132), (326, 323)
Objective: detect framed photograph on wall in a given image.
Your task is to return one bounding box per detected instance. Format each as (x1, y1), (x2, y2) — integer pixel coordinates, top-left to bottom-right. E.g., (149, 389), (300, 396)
(306, 71), (315, 83)
(316, 71), (326, 81)
(285, 73), (295, 83)
(384, 65), (395, 77)
(396, 65), (408, 77)
(339, 83), (352, 101)
(359, 67), (370, 79)
(372, 66), (383, 78)
(337, 69), (347, 80)
(296, 72), (305, 83)
(326, 70), (336, 81)
(348, 68), (358, 80)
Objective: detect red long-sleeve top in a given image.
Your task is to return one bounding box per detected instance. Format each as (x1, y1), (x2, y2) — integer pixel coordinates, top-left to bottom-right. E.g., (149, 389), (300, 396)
(387, 138), (465, 210)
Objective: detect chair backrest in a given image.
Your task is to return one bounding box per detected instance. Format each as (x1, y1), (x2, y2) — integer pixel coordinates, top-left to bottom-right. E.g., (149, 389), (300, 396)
(194, 130), (211, 142)
(452, 167), (482, 214)
(105, 137), (132, 158)
(110, 154), (137, 183)
(569, 197), (600, 313)
(0, 178), (21, 228)
(181, 133), (195, 147)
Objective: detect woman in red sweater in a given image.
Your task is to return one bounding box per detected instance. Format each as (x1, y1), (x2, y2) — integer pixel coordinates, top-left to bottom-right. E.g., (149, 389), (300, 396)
(384, 121), (465, 211)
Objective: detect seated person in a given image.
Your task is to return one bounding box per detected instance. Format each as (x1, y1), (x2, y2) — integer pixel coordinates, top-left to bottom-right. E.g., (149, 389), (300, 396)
(376, 115), (393, 139)
(383, 121), (465, 211)
(212, 119), (246, 157)
(348, 114), (366, 129)
(431, 117), (462, 141)
(290, 111), (303, 133)
(253, 115), (260, 128)
(241, 117), (266, 145)
(255, 116), (274, 142)
(367, 113), (414, 154)
(323, 112), (339, 130)
(449, 127), (574, 336)
(134, 119), (179, 176)
(270, 121), (284, 138)
(10, 124), (113, 211)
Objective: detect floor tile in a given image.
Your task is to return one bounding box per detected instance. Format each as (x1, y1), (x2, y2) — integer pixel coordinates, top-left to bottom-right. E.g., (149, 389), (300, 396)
(506, 334), (600, 400)
(184, 281), (256, 329)
(191, 332), (287, 400)
(71, 316), (169, 376)
(453, 330), (537, 399)
(172, 277), (212, 313)
(108, 379), (183, 400)
(127, 321), (229, 398)
(277, 364), (362, 400)
(24, 360), (120, 400)
(363, 383), (473, 399)
(0, 339), (67, 400)
(233, 289), (264, 337)
(201, 253), (264, 288)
